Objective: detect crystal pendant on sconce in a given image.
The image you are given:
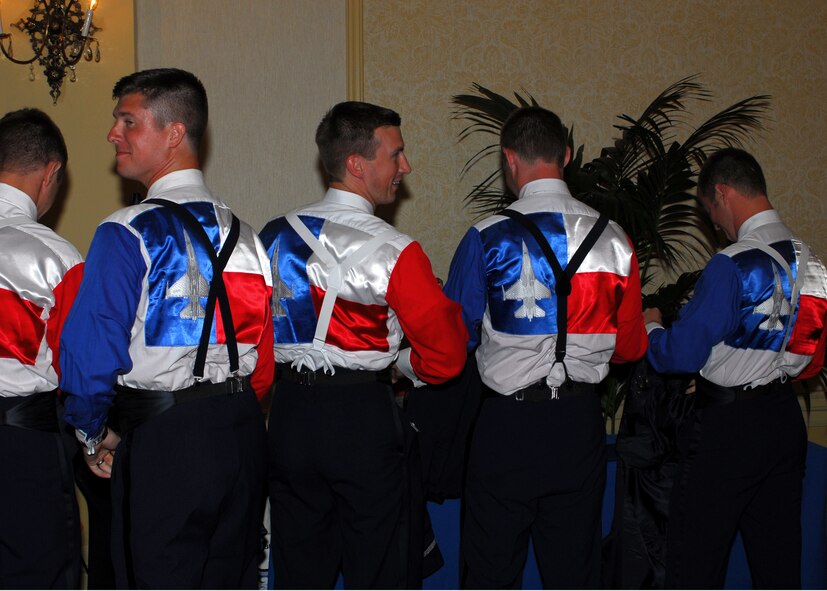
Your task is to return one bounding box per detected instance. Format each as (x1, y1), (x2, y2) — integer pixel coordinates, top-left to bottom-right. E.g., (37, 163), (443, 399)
(0, 0), (104, 103)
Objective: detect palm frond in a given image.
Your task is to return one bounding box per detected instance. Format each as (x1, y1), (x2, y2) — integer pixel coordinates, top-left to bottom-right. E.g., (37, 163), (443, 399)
(623, 75), (711, 138)
(682, 95), (772, 167)
(451, 77), (770, 291)
(452, 83), (532, 142)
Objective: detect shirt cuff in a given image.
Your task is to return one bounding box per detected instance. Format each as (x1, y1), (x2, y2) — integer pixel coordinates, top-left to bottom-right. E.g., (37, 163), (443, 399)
(396, 348), (426, 388)
(645, 321), (664, 334)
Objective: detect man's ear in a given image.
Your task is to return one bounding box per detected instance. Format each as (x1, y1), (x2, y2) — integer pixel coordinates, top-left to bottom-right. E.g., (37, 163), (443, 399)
(563, 146), (571, 168)
(168, 122), (187, 148)
(715, 183), (730, 204)
(44, 160), (62, 186)
(344, 153), (364, 179)
(502, 147), (518, 176)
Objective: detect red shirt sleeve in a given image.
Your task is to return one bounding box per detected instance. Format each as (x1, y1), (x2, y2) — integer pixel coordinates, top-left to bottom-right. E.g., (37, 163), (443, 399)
(387, 242), (467, 384)
(250, 285), (275, 400)
(796, 316), (827, 381)
(48, 262), (84, 382)
(610, 248), (647, 364)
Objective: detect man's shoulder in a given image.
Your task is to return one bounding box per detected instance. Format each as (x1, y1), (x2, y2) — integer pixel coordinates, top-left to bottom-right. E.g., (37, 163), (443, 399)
(102, 202), (158, 227)
(262, 202), (411, 248)
(104, 197), (232, 228)
(1, 220), (83, 269)
(474, 200), (627, 241)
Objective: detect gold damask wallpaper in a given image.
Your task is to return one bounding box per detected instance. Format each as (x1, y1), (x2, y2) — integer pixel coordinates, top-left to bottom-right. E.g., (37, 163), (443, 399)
(362, 0), (827, 283)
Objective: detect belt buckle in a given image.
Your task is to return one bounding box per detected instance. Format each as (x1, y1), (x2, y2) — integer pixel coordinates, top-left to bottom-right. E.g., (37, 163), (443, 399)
(227, 375), (244, 394)
(549, 385), (559, 401)
(296, 369), (315, 386)
(515, 390), (525, 402)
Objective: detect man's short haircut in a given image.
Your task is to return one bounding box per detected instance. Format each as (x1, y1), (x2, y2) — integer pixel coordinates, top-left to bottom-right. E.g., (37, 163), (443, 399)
(697, 147), (767, 201)
(500, 106), (567, 167)
(315, 101), (401, 182)
(113, 68), (208, 151)
(0, 108), (68, 182)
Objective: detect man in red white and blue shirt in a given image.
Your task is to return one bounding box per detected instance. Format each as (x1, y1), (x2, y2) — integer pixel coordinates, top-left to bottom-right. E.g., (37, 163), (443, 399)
(0, 108), (84, 589)
(60, 69), (274, 589)
(260, 101), (467, 589)
(645, 148), (827, 589)
(444, 106), (647, 589)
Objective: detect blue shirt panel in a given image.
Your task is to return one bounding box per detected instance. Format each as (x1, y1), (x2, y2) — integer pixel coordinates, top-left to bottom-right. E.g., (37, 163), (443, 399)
(725, 240), (797, 351)
(130, 202), (221, 347)
(260, 214), (324, 344)
(480, 213), (566, 335)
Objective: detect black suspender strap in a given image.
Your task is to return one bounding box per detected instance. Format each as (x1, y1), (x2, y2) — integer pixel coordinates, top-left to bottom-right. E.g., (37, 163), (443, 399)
(498, 209), (609, 377)
(144, 198), (241, 378)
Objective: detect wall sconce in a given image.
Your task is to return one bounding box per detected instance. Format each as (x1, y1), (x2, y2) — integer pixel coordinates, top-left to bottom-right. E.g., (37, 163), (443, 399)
(0, 0), (101, 104)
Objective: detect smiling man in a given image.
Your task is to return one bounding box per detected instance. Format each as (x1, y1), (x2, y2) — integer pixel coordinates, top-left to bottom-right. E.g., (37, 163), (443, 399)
(259, 101), (467, 589)
(59, 68), (275, 589)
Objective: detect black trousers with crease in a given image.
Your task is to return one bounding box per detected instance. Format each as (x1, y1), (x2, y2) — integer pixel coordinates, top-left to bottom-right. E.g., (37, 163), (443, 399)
(666, 381), (806, 589)
(461, 389), (606, 589)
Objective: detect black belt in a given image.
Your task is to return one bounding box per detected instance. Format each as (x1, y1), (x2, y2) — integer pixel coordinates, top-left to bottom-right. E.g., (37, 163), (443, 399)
(114, 375), (251, 432)
(277, 364), (388, 386)
(696, 376), (785, 408)
(0, 389), (59, 432)
(503, 380), (596, 402)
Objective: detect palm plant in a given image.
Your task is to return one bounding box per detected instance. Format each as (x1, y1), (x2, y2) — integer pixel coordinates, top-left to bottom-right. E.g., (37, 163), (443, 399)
(452, 76), (773, 429)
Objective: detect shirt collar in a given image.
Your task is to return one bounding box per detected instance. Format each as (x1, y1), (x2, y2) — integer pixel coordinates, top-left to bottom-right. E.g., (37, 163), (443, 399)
(146, 169), (206, 200)
(323, 187), (375, 214)
(518, 178), (572, 201)
(0, 182), (38, 221)
(737, 209), (782, 240)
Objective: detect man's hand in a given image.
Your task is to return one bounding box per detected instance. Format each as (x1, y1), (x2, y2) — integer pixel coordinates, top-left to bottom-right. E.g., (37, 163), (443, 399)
(643, 307), (663, 325)
(84, 428), (121, 479)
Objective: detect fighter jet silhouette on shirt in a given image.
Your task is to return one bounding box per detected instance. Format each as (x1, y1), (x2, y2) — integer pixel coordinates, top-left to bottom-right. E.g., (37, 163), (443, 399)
(165, 229), (210, 320)
(754, 264), (792, 331)
(502, 240), (552, 321)
(270, 239), (293, 317)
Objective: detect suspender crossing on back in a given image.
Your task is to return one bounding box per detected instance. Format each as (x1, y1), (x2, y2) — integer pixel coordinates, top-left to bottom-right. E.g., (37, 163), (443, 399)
(145, 198), (241, 378)
(499, 209), (609, 379)
(740, 237), (810, 357)
(285, 212), (398, 351)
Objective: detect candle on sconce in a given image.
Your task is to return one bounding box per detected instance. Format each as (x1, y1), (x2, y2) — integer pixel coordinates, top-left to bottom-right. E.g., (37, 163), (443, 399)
(81, 0), (98, 37)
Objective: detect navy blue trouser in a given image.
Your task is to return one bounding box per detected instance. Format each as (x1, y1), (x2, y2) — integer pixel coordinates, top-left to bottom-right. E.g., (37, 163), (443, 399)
(268, 378), (417, 589)
(666, 381), (806, 589)
(461, 389), (606, 589)
(110, 390), (267, 589)
(0, 396), (80, 589)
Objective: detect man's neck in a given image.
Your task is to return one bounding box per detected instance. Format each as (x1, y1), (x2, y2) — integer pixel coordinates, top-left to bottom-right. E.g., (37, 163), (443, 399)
(330, 180), (371, 205)
(734, 195), (773, 235)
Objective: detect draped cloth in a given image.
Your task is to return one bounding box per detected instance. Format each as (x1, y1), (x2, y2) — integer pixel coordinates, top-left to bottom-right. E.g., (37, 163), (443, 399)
(602, 358), (695, 589)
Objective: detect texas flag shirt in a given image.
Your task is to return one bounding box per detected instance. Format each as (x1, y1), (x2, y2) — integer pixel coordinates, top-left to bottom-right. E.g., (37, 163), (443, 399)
(0, 183), (83, 397)
(444, 178), (647, 394)
(60, 170), (274, 438)
(259, 188), (467, 385)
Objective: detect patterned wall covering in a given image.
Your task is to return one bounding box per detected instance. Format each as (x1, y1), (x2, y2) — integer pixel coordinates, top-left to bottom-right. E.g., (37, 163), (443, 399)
(135, 0), (347, 229)
(0, 0), (136, 255)
(362, 0), (827, 284)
